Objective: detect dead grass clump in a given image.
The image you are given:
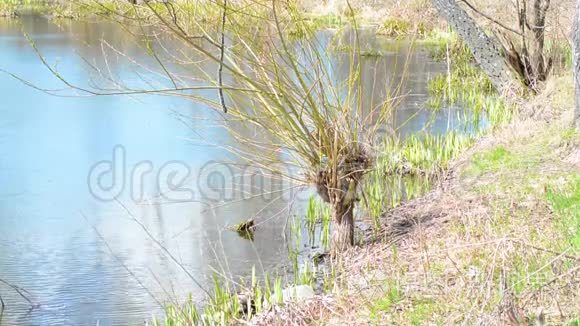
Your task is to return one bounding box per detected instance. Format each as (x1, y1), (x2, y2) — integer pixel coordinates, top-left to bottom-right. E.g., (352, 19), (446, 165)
(299, 0), (442, 28)
(251, 295), (339, 325)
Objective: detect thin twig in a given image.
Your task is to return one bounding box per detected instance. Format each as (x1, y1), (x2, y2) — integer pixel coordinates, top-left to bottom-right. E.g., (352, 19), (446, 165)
(460, 0), (524, 36)
(115, 199), (210, 297)
(0, 279), (36, 309)
(0, 292), (5, 318)
(507, 238), (580, 261)
(218, 0), (228, 113)
(540, 265), (580, 288)
(79, 212), (164, 308)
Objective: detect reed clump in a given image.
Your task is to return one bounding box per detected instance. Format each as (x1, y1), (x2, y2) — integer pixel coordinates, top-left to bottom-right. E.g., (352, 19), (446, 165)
(153, 269), (288, 325)
(257, 75), (579, 325)
(0, 0), (53, 17)
(362, 132), (475, 230)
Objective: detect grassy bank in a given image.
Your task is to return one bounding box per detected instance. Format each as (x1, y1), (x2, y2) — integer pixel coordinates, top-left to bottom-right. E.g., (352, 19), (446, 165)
(0, 0), (80, 18)
(0, 0), (507, 46)
(253, 75), (580, 325)
(1, 0), (574, 45)
(151, 47), (578, 326)
(148, 9), (575, 324)
(0, 0), (215, 19)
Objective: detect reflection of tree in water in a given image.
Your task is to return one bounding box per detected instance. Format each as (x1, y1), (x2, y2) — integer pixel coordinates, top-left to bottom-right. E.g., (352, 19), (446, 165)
(330, 28), (450, 138)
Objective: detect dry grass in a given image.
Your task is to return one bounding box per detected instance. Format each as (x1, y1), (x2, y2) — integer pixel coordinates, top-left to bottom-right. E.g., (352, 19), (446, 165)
(299, 0), (443, 31)
(250, 75), (580, 325)
(299, 0), (575, 41)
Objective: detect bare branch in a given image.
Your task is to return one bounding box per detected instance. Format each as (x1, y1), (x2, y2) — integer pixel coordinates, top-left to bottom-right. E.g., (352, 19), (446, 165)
(1, 66), (261, 97)
(79, 212), (165, 308)
(219, 0), (229, 113)
(0, 278), (37, 310)
(0, 292), (5, 320)
(459, 0), (524, 36)
(114, 199), (211, 297)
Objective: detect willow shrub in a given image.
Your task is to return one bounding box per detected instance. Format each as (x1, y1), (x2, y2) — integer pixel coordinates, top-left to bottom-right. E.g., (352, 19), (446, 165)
(75, 0), (401, 253)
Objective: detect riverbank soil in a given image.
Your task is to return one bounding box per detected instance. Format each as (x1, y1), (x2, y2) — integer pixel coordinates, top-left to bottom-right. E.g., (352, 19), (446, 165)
(253, 75), (580, 325)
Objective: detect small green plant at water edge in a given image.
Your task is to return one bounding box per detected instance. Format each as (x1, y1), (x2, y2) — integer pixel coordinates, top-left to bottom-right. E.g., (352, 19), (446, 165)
(321, 208), (331, 250)
(296, 261), (316, 287)
(377, 18), (411, 38)
(0, 0), (18, 16)
(377, 132), (475, 176)
(0, 0), (53, 16)
(427, 61), (495, 103)
(286, 5), (350, 40)
(429, 37), (473, 63)
(309, 13), (346, 29)
(156, 275), (240, 325)
(484, 96), (515, 127)
(154, 270), (289, 325)
(363, 132), (474, 230)
(305, 196), (331, 249)
(419, 30), (456, 46)
(306, 196), (318, 234)
(0, 0), (137, 18)
(360, 49), (383, 57)
(425, 36), (517, 130)
(365, 170), (384, 230)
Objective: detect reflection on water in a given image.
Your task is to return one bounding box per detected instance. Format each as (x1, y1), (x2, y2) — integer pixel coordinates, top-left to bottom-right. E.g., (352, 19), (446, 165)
(0, 17), (462, 325)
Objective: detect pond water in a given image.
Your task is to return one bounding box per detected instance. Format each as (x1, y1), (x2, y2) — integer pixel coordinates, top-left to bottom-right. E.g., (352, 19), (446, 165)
(0, 17), (466, 325)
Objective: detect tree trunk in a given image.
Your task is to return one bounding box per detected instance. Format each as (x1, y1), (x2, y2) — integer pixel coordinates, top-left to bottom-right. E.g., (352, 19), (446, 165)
(331, 202), (354, 255)
(431, 0), (524, 97)
(575, 0), (580, 129)
(530, 0), (550, 85)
